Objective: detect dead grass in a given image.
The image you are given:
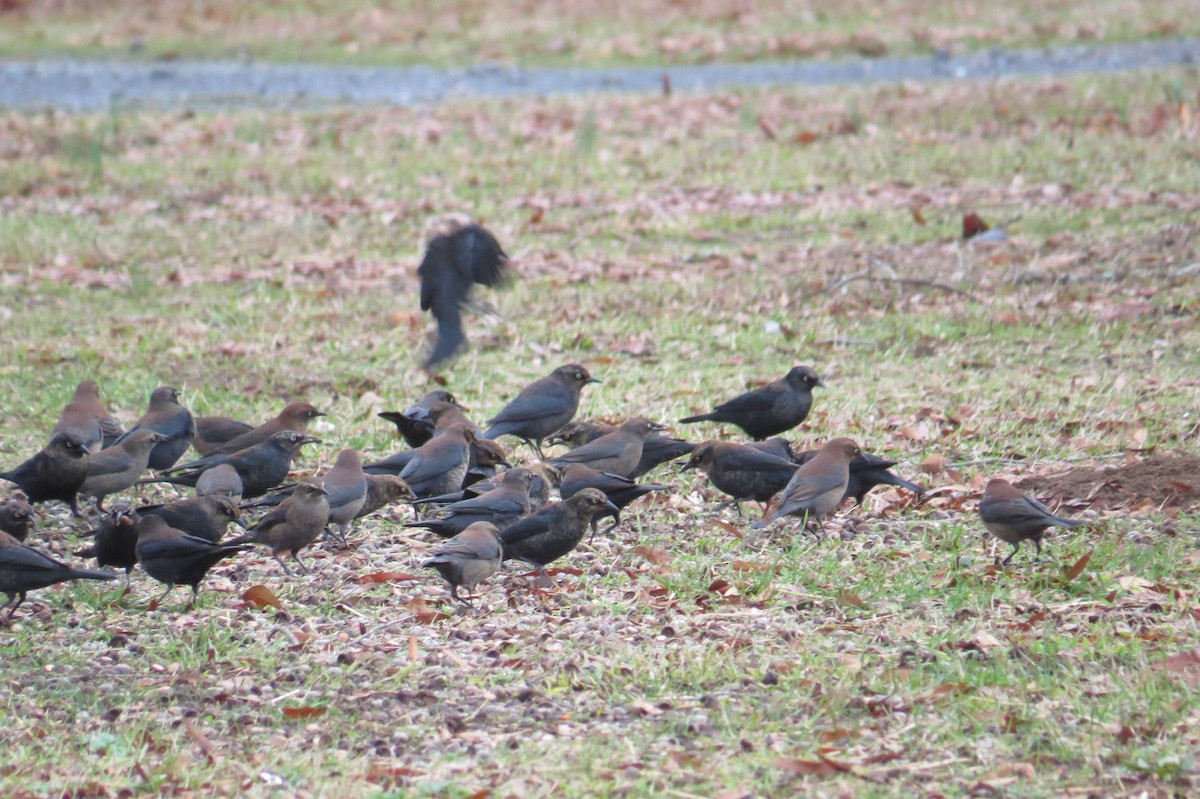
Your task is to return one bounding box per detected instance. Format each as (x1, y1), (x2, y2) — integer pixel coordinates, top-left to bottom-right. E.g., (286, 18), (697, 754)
(0, 0), (1197, 66)
(0, 68), (1198, 797)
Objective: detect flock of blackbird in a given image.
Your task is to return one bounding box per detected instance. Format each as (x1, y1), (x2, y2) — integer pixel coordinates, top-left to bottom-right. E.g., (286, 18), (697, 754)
(0, 224), (1089, 618)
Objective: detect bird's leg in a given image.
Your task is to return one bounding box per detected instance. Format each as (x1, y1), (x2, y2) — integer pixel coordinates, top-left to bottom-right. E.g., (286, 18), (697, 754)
(274, 554), (295, 577)
(1002, 544), (1018, 567)
(524, 438), (545, 460)
(152, 583), (176, 607)
(293, 553), (312, 575)
(3, 593), (24, 619)
(187, 587), (201, 609)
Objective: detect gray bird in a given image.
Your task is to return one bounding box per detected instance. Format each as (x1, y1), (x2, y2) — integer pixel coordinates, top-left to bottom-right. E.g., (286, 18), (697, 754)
(978, 478), (1087, 565)
(320, 449), (368, 544)
(422, 521), (504, 604)
(407, 467), (534, 538)
(399, 424), (477, 498)
(752, 437), (861, 530)
(195, 463), (244, 502)
(356, 474), (416, 520)
(79, 429), (167, 511)
(114, 385), (195, 471)
(546, 416), (666, 479)
(482, 364), (600, 457)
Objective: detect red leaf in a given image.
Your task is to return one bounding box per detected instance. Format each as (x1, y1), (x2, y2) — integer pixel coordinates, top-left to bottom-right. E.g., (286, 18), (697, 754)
(357, 572), (422, 584)
(282, 706), (327, 719)
(634, 545), (672, 565)
(242, 584), (282, 609)
(1063, 548), (1093, 583)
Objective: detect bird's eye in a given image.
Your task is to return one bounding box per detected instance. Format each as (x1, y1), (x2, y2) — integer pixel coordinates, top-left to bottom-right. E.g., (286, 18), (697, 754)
(575, 372), (584, 380)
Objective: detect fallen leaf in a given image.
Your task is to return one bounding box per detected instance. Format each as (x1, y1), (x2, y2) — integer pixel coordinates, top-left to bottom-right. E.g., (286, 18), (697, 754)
(1063, 548), (1093, 583)
(634, 545), (673, 565)
(282, 706), (327, 719)
(242, 584), (282, 609)
(358, 572), (422, 584)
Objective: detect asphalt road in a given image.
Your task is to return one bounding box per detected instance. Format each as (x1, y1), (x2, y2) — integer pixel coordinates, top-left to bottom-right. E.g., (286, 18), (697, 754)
(1, 37), (1197, 111)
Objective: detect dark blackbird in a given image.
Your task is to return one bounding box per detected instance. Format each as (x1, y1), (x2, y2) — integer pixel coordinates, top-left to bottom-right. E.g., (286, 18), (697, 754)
(75, 505), (139, 579)
(356, 474), (416, 520)
(558, 463), (673, 513)
(746, 437), (797, 462)
(417, 221), (511, 369)
(398, 424), (477, 498)
(546, 417), (665, 478)
(138, 495), (241, 544)
(0, 492), (35, 542)
(227, 478), (330, 575)
(53, 380), (124, 452)
(753, 437), (860, 530)
(193, 415), (254, 455)
(364, 402), (477, 477)
(1, 432), (91, 516)
(378, 390), (462, 447)
(548, 420), (696, 479)
(151, 431), (320, 499)
(792, 448), (925, 505)
(415, 462), (553, 511)
(683, 440), (798, 511)
(135, 515), (249, 606)
(422, 521), (504, 604)
(0, 530), (116, 618)
(79, 429), (167, 510)
(195, 401), (325, 457)
(195, 463), (244, 501)
(500, 488), (620, 577)
(680, 365), (823, 440)
(407, 467), (534, 538)
(114, 385), (195, 470)
(482, 364), (600, 457)
(979, 478), (1086, 565)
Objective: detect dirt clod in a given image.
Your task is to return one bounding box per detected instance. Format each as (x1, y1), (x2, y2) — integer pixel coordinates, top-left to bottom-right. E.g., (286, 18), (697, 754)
(1017, 453), (1200, 510)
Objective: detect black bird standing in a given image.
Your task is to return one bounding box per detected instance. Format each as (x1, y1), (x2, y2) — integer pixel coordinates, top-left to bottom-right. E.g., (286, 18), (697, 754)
(1, 432), (90, 516)
(406, 467), (534, 538)
(422, 521), (504, 605)
(548, 420), (696, 479)
(546, 417), (666, 478)
(482, 364), (600, 458)
(558, 463), (673, 514)
(114, 385), (196, 471)
(683, 440), (798, 513)
(135, 515), (249, 606)
(417, 221), (511, 370)
(679, 365), (823, 440)
(500, 488), (620, 578)
(377, 390), (464, 448)
(150, 431), (320, 499)
(0, 492), (35, 542)
(138, 495), (241, 544)
(1, 530), (116, 618)
(75, 505), (140, 580)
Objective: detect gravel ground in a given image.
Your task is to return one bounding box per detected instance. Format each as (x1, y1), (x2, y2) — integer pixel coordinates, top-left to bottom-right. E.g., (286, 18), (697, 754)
(1, 37), (1197, 111)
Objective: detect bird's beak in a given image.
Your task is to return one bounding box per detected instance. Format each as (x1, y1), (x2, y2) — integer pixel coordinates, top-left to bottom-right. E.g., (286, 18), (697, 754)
(586, 377), (602, 384)
(300, 435), (323, 444)
(650, 421), (669, 432)
(315, 411), (328, 417)
(497, 459), (513, 469)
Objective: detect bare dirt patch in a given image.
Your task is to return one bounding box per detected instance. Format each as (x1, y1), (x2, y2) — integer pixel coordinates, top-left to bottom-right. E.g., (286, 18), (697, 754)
(1018, 452), (1200, 511)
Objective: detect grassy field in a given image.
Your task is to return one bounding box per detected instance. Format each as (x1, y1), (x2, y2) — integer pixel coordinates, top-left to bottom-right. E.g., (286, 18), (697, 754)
(1, 65), (1199, 798)
(0, 0), (1197, 66)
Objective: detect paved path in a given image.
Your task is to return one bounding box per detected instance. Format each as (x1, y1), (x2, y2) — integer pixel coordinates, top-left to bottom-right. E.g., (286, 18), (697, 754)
(1, 38), (1197, 111)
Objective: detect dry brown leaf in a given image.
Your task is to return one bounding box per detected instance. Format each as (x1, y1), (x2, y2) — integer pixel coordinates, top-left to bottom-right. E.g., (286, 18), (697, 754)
(634, 545), (673, 565)
(1063, 548), (1093, 583)
(282, 706), (327, 719)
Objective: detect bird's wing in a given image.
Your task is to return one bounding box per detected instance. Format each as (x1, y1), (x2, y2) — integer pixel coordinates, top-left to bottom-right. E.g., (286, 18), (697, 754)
(781, 469), (846, 507)
(723, 449), (798, 475)
(138, 534), (225, 559)
(498, 512), (553, 545)
(712, 387), (778, 416)
(84, 455), (137, 478)
(0, 544), (63, 572)
(418, 236), (468, 369)
(549, 435), (626, 465)
(455, 224), (509, 288)
(486, 383), (567, 426)
(428, 535), (500, 562)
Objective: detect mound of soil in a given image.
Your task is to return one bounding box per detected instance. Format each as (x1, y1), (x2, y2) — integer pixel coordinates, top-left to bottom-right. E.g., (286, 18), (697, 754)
(1017, 453), (1200, 511)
